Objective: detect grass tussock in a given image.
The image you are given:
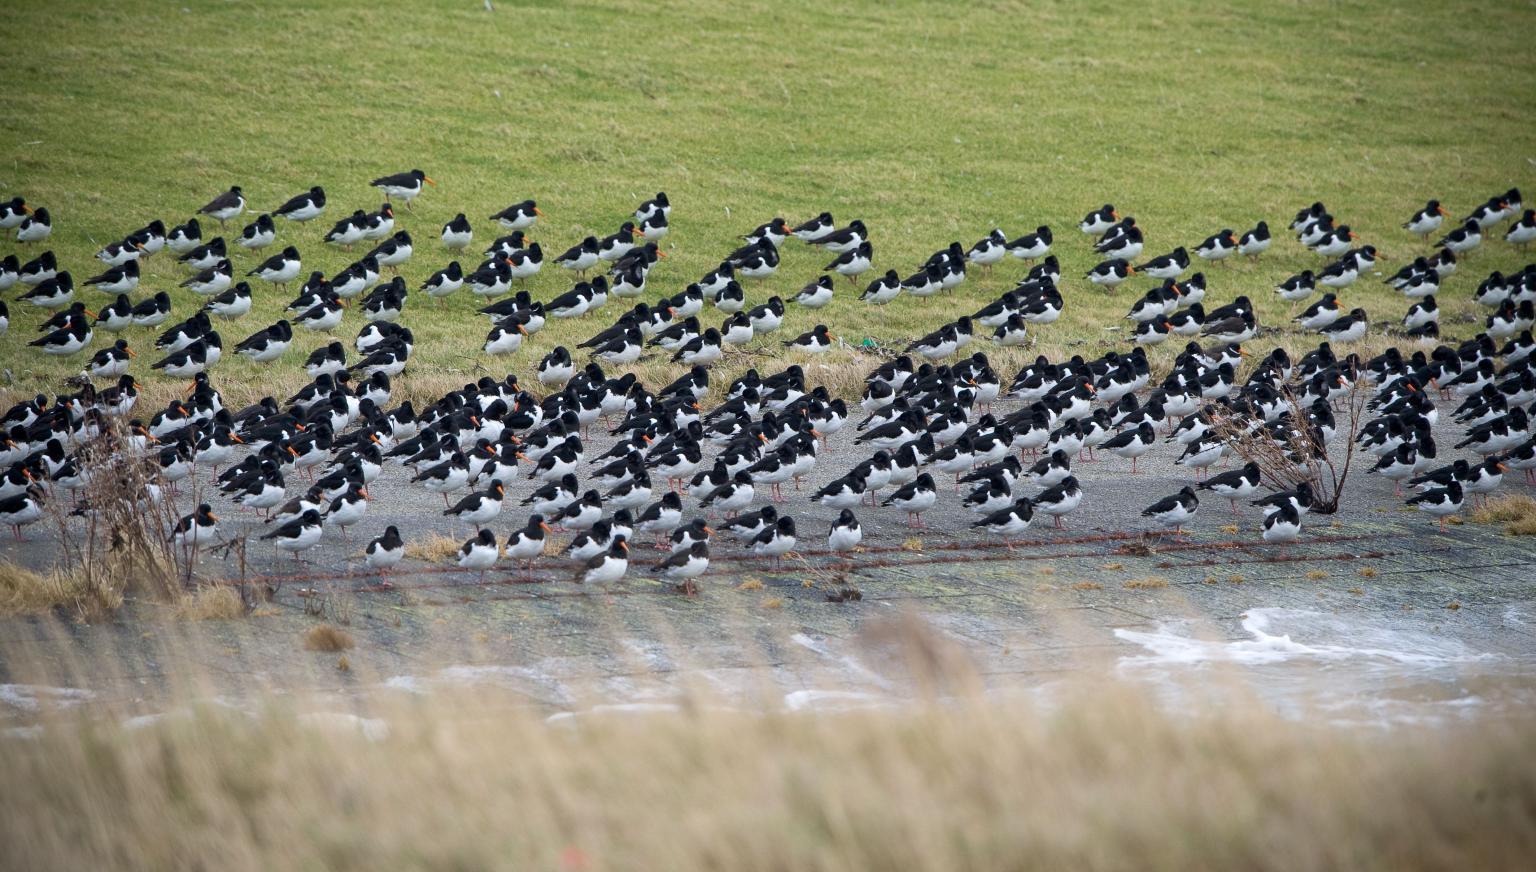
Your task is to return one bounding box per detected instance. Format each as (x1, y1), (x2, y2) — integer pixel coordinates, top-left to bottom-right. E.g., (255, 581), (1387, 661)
(1123, 577), (1170, 590)
(404, 533), (461, 562)
(1359, 567), (1380, 578)
(1471, 495), (1536, 536)
(736, 578), (764, 591)
(0, 561), (122, 619)
(1070, 581), (1103, 591)
(1, 683), (1532, 871)
(1306, 569), (1329, 580)
(173, 585), (246, 621)
(303, 624), (355, 653)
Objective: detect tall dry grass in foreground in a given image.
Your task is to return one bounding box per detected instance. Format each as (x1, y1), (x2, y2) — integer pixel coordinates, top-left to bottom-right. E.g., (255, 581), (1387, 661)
(2, 682), (1532, 871)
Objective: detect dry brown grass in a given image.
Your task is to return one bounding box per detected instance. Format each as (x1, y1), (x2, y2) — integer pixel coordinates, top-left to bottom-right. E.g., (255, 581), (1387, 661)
(404, 532), (462, 562)
(736, 577), (764, 591)
(1359, 567), (1380, 578)
(1123, 577), (1170, 590)
(1, 679), (1532, 871)
(1070, 581), (1104, 591)
(303, 624), (356, 652)
(0, 560), (122, 619)
(173, 585), (246, 621)
(1471, 494), (1536, 536)
(760, 596), (784, 610)
(1306, 569), (1329, 580)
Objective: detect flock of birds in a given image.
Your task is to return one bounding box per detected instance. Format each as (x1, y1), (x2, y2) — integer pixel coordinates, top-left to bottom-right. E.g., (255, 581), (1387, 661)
(2, 174), (1536, 591)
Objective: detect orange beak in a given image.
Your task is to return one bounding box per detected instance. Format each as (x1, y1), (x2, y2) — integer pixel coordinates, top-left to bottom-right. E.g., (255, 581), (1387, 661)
(360, 487), (370, 499)
(424, 176), (436, 186)
(125, 347), (136, 357)
(540, 522), (553, 534)
(288, 446), (299, 457)
(1126, 266), (1136, 275)
(619, 540), (629, 553)
(516, 452), (530, 462)
(496, 485), (505, 497)
(703, 526), (715, 536)
(533, 207), (544, 217)
(1436, 205), (1448, 216)
(84, 309), (98, 319)
(231, 434), (244, 443)
(656, 250), (667, 258)
(517, 324), (528, 335)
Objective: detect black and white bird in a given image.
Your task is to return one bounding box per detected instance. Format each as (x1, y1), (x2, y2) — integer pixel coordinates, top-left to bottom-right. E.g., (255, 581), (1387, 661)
(1261, 502), (1303, 545)
(580, 537), (630, 584)
(503, 515), (552, 574)
(248, 245), (302, 288)
(197, 186), (245, 227)
(170, 503), (219, 550)
(364, 525), (405, 572)
(651, 542), (710, 592)
(972, 499), (1034, 550)
(1436, 219), (1481, 255)
(818, 509), (861, 557)
(1237, 221), (1271, 258)
(444, 480), (505, 527)
(273, 186), (326, 222)
(15, 207), (52, 244)
(0, 197), (32, 229)
(259, 508), (323, 560)
(87, 339), (134, 377)
(555, 236), (601, 275)
(1141, 486), (1199, 537)
(1404, 199), (1448, 240)
(1194, 228), (1238, 263)
(1317, 307), (1368, 342)
(1197, 461), (1262, 513)
(824, 241), (873, 284)
(793, 276), (836, 309)
(84, 260), (139, 295)
(1078, 204), (1119, 237)
(1085, 259), (1134, 289)
(237, 213), (276, 252)
(491, 200), (542, 230)
(1006, 225), (1053, 262)
(456, 528), (500, 576)
(1407, 480), (1463, 531)
(1504, 209), (1536, 248)
(749, 515), (798, 565)
(882, 472), (937, 528)
(1034, 475), (1082, 528)
(371, 169), (435, 206)
(1, 490), (45, 540)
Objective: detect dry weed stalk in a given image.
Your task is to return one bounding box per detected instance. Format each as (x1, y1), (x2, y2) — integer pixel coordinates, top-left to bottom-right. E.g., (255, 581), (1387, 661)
(1208, 378), (1369, 514)
(40, 416), (185, 617)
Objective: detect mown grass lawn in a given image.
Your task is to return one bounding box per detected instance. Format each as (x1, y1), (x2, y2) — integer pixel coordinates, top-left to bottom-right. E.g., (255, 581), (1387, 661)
(2, 0), (1534, 407)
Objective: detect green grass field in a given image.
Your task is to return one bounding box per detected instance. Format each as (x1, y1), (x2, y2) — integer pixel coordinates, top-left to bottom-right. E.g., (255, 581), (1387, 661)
(2, 0), (1534, 408)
